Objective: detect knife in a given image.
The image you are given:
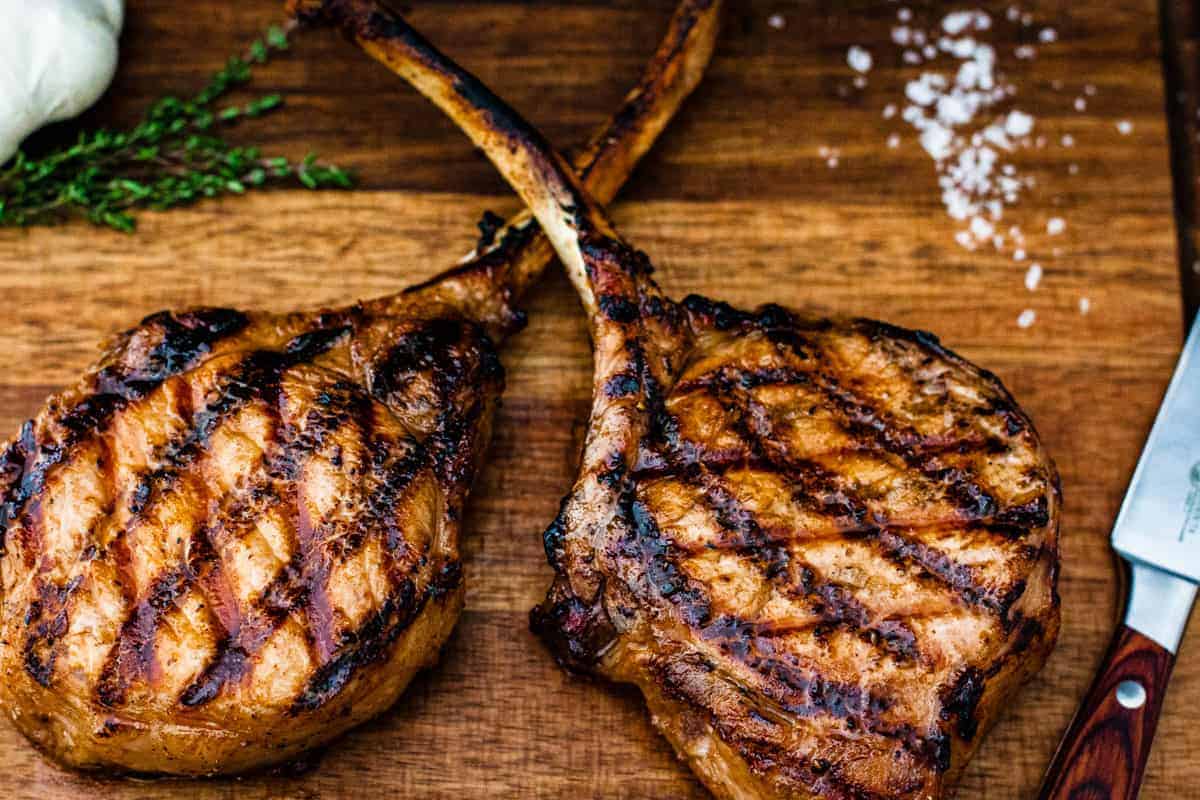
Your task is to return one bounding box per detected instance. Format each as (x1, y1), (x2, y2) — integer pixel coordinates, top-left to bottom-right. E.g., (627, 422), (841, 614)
(1038, 314), (1200, 799)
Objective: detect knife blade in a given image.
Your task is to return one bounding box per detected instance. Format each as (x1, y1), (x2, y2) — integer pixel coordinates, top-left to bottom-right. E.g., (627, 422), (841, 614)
(1039, 313), (1200, 800)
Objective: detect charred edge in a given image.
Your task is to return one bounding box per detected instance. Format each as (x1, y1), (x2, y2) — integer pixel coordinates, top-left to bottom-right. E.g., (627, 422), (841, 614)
(654, 655), (929, 797)
(22, 575), (84, 686)
(475, 210), (506, 251)
(529, 577), (615, 673)
(597, 294), (639, 324)
(615, 488), (709, 626)
(540, 496), (572, 570)
(372, 318), (501, 492)
(0, 309), (248, 552)
(748, 654), (949, 770)
(0, 421), (34, 553)
(289, 577), (425, 714)
(95, 569), (190, 707)
(403, 216), (538, 315)
(603, 372), (641, 399)
(580, 235), (655, 280)
(941, 666), (986, 742)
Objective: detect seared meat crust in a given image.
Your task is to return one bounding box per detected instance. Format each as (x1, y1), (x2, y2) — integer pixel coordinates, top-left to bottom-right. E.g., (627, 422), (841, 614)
(0, 299), (499, 774)
(303, 4), (1061, 796)
(0, 0), (721, 775)
(533, 295), (1060, 799)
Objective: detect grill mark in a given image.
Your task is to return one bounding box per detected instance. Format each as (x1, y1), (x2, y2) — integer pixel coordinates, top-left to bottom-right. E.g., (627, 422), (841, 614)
(688, 470), (923, 658)
(287, 558), (464, 714)
(294, 479), (337, 665)
(613, 488), (709, 627)
(1, 310), (247, 563)
(88, 328), (348, 706)
(178, 386), (377, 707)
(680, 359), (1009, 526)
(687, 372), (1006, 617)
(95, 568), (190, 707)
(180, 404), (430, 708)
(654, 653), (938, 793)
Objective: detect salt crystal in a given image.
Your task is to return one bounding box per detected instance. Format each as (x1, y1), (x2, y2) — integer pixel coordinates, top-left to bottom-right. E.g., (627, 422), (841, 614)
(1084, 83), (1097, 96)
(898, 7), (913, 22)
(1021, 12), (1034, 26)
(1014, 248), (1027, 261)
(970, 216), (995, 240)
(920, 125), (955, 160)
(767, 13), (786, 30)
(942, 11), (975, 34)
(906, 78), (938, 106)
(1017, 309), (1037, 328)
(1051, 80), (1064, 91)
(1047, 217), (1066, 235)
(1068, 163), (1080, 174)
(1117, 119), (1133, 135)
(913, 30), (927, 46)
(883, 103), (897, 119)
(903, 50), (923, 64)
(892, 26), (912, 46)
(938, 95), (972, 125)
(1014, 45), (1036, 59)
(854, 75), (869, 89)
(923, 44), (938, 59)
(887, 133), (902, 148)
(1074, 97), (1087, 111)
(1006, 5), (1021, 22)
(1005, 110), (1034, 137)
(848, 45), (873, 73)
(955, 230), (976, 249)
(827, 156), (839, 168)
(1038, 27), (1058, 43)
(1061, 134), (1075, 147)
(1025, 263), (1043, 290)
(1079, 297), (1091, 314)
(950, 37), (977, 58)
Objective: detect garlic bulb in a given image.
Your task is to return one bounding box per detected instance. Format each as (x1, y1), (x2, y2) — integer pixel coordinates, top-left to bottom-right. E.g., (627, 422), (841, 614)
(0, 0), (124, 164)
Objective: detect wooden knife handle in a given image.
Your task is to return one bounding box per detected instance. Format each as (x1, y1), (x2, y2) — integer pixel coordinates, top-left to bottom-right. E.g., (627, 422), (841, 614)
(1038, 624), (1175, 800)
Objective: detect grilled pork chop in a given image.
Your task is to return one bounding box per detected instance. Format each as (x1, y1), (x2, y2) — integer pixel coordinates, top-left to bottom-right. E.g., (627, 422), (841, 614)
(300, 3), (1061, 797)
(0, 1), (720, 775)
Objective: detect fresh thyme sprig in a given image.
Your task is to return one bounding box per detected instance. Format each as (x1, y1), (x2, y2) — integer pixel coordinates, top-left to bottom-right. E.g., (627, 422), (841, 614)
(0, 24), (353, 232)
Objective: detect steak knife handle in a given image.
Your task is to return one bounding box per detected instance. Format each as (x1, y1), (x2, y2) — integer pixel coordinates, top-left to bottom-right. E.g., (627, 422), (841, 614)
(1037, 624), (1175, 800)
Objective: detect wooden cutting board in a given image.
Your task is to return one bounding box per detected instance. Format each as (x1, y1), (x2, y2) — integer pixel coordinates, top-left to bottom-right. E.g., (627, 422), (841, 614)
(1, 1), (1196, 797)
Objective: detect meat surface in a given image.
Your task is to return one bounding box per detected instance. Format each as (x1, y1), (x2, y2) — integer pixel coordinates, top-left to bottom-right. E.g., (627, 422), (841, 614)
(307, 3), (1061, 797)
(0, 1), (720, 776)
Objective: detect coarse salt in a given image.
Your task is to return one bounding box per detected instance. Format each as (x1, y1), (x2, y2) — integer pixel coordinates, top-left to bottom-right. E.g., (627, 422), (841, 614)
(1004, 110), (1034, 137)
(1024, 263), (1043, 290)
(1117, 119), (1133, 135)
(1047, 217), (1066, 235)
(1079, 297), (1091, 314)
(1017, 309), (1037, 328)
(767, 13), (786, 30)
(847, 45), (873, 73)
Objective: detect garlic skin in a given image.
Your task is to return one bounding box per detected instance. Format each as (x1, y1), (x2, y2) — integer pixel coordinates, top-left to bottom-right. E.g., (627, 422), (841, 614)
(0, 0), (124, 165)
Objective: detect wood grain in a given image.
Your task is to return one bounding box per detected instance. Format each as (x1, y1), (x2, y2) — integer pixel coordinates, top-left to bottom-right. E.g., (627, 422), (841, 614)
(1038, 625), (1176, 800)
(2, 1), (1198, 797)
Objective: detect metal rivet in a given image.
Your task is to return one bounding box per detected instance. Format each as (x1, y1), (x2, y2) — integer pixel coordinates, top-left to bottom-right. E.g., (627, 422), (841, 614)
(1116, 680), (1147, 710)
